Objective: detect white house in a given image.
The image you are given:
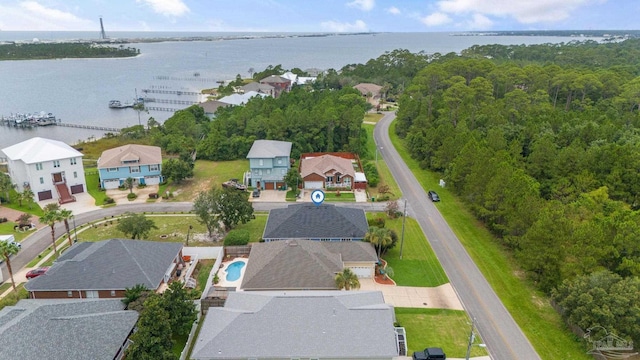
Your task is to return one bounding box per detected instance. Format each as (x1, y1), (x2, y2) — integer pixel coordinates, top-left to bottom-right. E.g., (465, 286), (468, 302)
(1, 137), (86, 203)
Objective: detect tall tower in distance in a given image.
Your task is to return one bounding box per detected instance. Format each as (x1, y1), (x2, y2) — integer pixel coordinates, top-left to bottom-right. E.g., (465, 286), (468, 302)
(99, 16), (108, 40)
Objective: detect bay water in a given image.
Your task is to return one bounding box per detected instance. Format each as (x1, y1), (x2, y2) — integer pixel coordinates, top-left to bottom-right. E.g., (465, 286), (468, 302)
(0, 32), (597, 148)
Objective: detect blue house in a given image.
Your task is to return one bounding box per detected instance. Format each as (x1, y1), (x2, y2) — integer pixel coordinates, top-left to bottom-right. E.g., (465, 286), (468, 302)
(246, 140), (292, 190)
(97, 144), (163, 189)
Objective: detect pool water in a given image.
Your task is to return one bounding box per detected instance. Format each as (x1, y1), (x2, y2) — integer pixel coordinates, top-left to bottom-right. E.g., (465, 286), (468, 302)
(225, 261), (246, 282)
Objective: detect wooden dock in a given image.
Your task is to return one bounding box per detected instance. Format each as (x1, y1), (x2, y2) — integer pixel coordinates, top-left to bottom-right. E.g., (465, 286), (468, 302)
(1, 118), (120, 132)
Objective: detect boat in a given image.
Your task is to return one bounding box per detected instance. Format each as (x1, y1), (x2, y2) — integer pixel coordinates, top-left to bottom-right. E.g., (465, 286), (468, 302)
(109, 100), (124, 108)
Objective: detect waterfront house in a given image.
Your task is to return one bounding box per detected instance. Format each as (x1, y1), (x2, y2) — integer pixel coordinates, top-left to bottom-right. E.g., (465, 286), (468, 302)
(97, 144), (163, 189)
(1, 137), (86, 204)
(0, 299), (138, 360)
(198, 100), (230, 119)
(218, 91), (268, 106)
(240, 240), (377, 291)
(191, 291), (400, 360)
(262, 203), (369, 241)
(259, 75), (292, 97)
(246, 139), (292, 190)
(25, 239), (183, 299)
(239, 81), (275, 96)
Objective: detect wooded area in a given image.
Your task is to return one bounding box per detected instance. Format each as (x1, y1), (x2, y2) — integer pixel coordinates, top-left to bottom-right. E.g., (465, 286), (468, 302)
(0, 43), (139, 60)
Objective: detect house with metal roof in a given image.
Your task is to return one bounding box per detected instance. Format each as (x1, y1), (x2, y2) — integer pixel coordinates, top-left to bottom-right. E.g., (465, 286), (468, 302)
(218, 91), (268, 106)
(97, 144), (163, 189)
(246, 139), (292, 190)
(240, 240), (377, 291)
(25, 239), (183, 299)
(1, 137), (86, 204)
(191, 291), (400, 360)
(0, 299), (138, 360)
(262, 203), (369, 241)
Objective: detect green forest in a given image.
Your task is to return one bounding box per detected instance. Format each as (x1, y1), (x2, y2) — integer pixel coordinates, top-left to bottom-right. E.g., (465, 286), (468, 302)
(0, 42), (139, 60)
(144, 38), (640, 347)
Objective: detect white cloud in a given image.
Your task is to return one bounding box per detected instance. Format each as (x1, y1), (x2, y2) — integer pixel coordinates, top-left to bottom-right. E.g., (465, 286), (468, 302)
(436, 0), (596, 24)
(320, 19), (368, 32)
(0, 1), (93, 30)
(386, 6), (401, 15)
(346, 0), (375, 11)
(467, 13), (493, 29)
(421, 12), (452, 26)
(136, 0), (190, 17)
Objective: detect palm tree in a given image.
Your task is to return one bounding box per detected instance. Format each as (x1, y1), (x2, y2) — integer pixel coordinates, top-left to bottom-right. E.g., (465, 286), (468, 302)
(19, 188), (34, 209)
(59, 208), (74, 247)
(335, 268), (360, 290)
(125, 177), (134, 194)
(40, 204), (62, 256)
(0, 240), (21, 293)
(364, 226), (393, 259)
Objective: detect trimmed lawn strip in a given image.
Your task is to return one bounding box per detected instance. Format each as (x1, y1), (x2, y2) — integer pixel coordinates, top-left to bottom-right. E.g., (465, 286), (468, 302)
(396, 308), (487, 358)
(324, 192), (355, 202)
(389, 122), (590, 359)
(363, 112), (384, 124)
(363, 124), (402, 200)
(195, 260), (215, 294)
(367, 214), (448, 287)
(0, 282), (12, 294)
(0, 200), (44, 217)
(85, 167), (109, 205)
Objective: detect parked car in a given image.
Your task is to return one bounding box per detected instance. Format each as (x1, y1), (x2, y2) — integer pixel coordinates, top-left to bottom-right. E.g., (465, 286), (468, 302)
(412, 347), (446, 360)
(222, 179), (247, 191)
(428, 190), (440, 202)
(252, 189), (261, 198)
(26, 267), (49, 279)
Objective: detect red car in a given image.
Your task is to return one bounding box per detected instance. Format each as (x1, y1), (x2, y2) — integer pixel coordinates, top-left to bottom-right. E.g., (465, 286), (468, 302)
(26, 267), (49, 279)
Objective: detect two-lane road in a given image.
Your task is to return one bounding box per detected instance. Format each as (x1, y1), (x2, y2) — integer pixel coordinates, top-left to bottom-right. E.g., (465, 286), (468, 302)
(374, 112), (540, 360)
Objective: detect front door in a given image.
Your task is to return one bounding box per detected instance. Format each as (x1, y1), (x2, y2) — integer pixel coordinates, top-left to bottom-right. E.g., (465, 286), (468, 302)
(52, 172), (63, 183)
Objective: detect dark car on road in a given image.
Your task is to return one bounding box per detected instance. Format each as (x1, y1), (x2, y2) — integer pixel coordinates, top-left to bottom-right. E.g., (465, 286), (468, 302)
(412, 347), (446, 360)
(26, 267), (49, 279)
(252, 189), (260, 198)
(428, 190), (440, 202)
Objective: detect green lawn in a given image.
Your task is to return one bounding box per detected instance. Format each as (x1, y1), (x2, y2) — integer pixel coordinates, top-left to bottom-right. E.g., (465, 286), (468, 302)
(233, 213), (268, 243)
(396, 308), (488, 358)
(363, 123), (401, 200)
(368, 213), (448, 287)
(0, 284), (28, 311)
(170, 160), (249, 201)
(84, 167), (109, 205)
(0, 197), (44, 217)
(388, 122), (590, 360)
(324, 192), (355, 202)
(0, 222), (30, 242)
(364, 112), (384, 124)
(195, 259), (214, 294)
(0, 282), (12, 294)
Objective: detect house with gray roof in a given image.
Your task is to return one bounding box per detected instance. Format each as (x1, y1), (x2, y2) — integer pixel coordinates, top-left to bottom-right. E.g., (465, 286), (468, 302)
(241, 240), (377, 290)
(246, 139), (292, 190)
(0, 299), (138, 360)
(259, 75), (292, 97)
(263, 203), (369, 241)
(240, 81), (275, 96)
(191, 291), (400, 360)
(25, 239), (183, 299)
(197, 100), (230, 118)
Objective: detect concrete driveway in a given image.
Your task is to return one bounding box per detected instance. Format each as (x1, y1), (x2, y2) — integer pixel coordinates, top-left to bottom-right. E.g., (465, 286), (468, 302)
(359, 279), (463, 310)
(249, 190), (287, 202)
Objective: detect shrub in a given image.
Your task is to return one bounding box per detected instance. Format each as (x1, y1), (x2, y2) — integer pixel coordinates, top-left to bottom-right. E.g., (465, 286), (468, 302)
(104, 197), (115, 204)
(223, 230), (250, 246)
(127, 193), (137, 200)
(0, 217), (7, 223)
(368, 216), (386, 228)
(148, 193), (159, 199)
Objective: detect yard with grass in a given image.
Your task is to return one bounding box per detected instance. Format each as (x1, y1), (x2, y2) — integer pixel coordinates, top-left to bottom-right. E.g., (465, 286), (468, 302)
(166, 160), (249, 202)
(0, 284), (28, 311)
(323, 192), (355, 202)
(363, 123), (401, 200)
(396, 308), (487, 358)
(388, 122), (590, 359)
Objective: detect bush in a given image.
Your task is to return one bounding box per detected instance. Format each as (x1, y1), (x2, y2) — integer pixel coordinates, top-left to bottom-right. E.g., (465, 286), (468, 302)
(104, 197), (115, 204)
(148, 193), (159, 199)
(0, 217), (7, 223)
(127, 193), (137, 200)
(368, 216), (386, 228)
(223, 230), (250, 246)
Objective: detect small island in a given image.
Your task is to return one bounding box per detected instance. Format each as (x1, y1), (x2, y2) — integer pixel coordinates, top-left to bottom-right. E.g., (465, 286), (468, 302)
(0, 42), (139, 60)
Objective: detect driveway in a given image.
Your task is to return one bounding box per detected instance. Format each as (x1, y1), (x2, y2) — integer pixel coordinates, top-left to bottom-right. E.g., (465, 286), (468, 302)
(249, 190), (287, 202)
(359, 279), (463, 310)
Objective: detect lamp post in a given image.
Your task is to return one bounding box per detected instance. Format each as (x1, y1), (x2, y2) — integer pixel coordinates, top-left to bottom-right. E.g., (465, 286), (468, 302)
(72, 215), (78, 243)
(399, 199), (407, 259)
(465, 317), (486, 360)
(186, 225), (192, 246)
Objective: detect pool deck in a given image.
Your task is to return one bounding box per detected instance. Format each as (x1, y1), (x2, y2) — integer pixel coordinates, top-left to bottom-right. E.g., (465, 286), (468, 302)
(217, 258), (248, 289)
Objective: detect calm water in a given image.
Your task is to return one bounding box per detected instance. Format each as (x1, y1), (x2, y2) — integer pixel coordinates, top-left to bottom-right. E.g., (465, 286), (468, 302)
(0, 32), (598, 148)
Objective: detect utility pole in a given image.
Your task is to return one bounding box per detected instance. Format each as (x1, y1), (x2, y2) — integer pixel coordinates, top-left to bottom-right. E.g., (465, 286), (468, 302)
(399, 199), (407, 259)
(465, 317), (476, 360)
(186, 225), (192, 246)
(72, 216), (78, 242)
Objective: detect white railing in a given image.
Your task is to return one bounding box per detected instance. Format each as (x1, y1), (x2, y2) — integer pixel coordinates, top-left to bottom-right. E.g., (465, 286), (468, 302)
(201, 247), (225, 300)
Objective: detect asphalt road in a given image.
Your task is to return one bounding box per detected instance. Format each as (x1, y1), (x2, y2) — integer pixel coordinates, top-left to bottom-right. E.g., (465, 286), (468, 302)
(1, 201), (387, 281)
(374, 111), (541, 360)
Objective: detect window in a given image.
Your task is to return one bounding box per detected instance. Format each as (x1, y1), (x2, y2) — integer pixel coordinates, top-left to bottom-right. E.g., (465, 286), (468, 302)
(281, 169), (286, 174)
(73, 171), (77, 179)
(53, 160), (60, 168)
(254, 170), (259, 175)
(258, 169), (263, 175)
(130, 166), (140, 173)
(108, 167), (118, 172)
(277, 158), (282, 165)
(259, 159), (264, 166)
(85, 290), (99, 298)
(67, 291), (73, 298)
(110, 290), (116, 297)
(266, 169), (271, 174)
(149, 164), (159, 172)
(35, 163), (43, 171)
(70, 158), (77, 165)
(327, 176), (333, 182)
(39, 177), (44, 184)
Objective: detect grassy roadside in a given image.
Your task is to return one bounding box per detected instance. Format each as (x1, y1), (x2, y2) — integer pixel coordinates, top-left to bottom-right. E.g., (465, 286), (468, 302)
(388, 122), (590, 359)
(363, 123), (402, 200)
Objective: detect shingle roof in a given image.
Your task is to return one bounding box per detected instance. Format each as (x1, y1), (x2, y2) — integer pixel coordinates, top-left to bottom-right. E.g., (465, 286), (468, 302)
(300, 154), (355, 179)
(354, 82), (383, 96)
(25, 239), (182, 291)
(240, 81), (274, 93)
(259, 75), (292, 84)
(246, 139), (292, 159)
(191, 291), (398, 359)
(241, 240), (377, 290)
(263, 203), (369, 240)
(1, 137), (83, 164)
(0, 299), (138, 360)
(97, 144), (162, 169)
(198, 100), (229, 114)
(218, 91), (268, 106)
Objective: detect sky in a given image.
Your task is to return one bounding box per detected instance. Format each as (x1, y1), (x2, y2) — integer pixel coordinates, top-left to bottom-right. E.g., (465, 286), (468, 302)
(0, 0), (637, 32)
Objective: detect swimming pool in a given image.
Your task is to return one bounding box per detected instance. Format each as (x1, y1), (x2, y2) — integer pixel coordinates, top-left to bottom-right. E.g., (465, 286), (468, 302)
(225, 261), (246, 282)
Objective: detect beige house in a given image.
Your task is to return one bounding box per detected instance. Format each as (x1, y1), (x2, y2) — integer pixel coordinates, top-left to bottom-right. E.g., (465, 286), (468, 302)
(300, 154), (355, 189)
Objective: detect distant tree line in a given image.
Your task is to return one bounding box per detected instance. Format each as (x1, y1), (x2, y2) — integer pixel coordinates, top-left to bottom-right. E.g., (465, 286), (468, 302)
(0, 42), (139, 60)
(394, 39), (640, 345)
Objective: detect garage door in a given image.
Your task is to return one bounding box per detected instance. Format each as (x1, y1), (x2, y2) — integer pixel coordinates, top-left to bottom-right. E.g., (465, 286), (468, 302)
(103, 179), (120, 190)
(37, 190), (52, 201)
(144, 175), (160, 185)
(304, 181), (323, 189)
(265, 182), (275, 190)
(349, 266), (373, 278)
